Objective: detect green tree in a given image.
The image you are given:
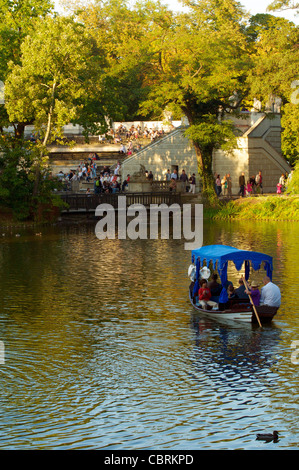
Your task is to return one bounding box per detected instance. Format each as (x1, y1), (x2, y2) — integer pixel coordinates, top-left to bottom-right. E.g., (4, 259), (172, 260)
(77, 0), (250, 197)
(281, 103), (299, 166)
(286, 161), (299, 194)
(0, 139), (35, 218)
(246, 13), (280, 42)
(78, 0), (251, 195)
(267, 0), (299, 14)
(0, 136), (63, 219)
(185, 116), (238, 198)
(73, 0), (160, 122)
(0, 0), (54, 137)
(138, 0), (251, 195)
(247, 15), (299, 165)
(4, 15), (112, 195)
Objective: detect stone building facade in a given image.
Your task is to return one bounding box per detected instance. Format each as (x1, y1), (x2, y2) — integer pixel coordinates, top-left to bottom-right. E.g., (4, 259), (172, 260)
(121, 113), (291, 194)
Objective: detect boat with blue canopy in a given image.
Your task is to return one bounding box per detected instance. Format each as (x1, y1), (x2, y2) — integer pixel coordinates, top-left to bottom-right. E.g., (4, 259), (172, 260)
(188, 245), (279, 324)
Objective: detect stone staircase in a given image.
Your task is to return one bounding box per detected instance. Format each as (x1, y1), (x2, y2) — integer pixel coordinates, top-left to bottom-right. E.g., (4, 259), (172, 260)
(48, 135), (165, 176)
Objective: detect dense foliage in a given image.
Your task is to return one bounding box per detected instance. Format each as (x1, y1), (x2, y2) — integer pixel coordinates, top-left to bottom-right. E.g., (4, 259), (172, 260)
(0, 137), (63, 219)
(287, 162), (299, 194)
(247, 14), (299, 166)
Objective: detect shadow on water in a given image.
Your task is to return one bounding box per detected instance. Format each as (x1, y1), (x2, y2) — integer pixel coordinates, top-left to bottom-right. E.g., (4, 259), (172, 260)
(190, 313), (282, 376)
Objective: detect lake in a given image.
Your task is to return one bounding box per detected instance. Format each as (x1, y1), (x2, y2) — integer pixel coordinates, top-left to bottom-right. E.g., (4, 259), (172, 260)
(0, 217), (298, 450)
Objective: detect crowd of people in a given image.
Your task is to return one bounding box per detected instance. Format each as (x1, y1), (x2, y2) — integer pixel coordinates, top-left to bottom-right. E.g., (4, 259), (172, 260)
(106, 123), (168, 149)
(92, 172), (122, 194)
(166, 168), (196, 193)
(215, 171), (263, 198)
(215, 173), (233, 197)
(55, 157), (123, 193)
(89, 166), (196, 194)
(197, 273), (281, 311)
(55, 149), (294, 197)
(56, 154), (103, 183)
(119, 141), (142, 156)
(214, 168), (294, 198)
(56, 161), (196, 194)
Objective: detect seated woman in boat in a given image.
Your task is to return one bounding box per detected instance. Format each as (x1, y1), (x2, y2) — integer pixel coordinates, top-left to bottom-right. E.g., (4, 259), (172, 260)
(245, 280), (261, 306)
(198, 279), (218, 310)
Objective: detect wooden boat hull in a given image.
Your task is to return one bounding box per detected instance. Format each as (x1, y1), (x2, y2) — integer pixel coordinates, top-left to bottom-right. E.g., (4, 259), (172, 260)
(189, 285), (278, 324)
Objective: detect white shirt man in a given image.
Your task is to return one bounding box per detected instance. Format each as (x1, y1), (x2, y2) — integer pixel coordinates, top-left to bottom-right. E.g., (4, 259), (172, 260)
(260, 277), (281, 307)
(279, 174), (285, 186)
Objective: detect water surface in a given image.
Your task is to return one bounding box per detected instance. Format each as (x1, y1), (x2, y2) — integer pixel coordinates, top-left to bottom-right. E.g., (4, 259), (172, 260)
(0, 218), (298, 449)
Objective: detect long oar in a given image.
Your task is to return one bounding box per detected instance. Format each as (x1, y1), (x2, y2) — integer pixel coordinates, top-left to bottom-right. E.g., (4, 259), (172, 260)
(242, 276), (262, 328)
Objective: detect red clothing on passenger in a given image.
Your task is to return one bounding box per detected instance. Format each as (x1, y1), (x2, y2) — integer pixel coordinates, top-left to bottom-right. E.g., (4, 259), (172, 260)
(198, 287), (212, 301)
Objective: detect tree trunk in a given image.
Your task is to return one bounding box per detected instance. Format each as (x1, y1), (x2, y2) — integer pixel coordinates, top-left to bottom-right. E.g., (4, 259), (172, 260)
(191, 139), (215, 197)
(181, 105), (216, 197)
(32, 80), (56, 198)
(182, 104), (216, 202)
(42, 80), (56, 148)
(14, 122), (26, 139)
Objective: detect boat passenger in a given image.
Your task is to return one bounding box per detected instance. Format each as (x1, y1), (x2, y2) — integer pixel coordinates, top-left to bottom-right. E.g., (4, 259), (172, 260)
(235, 278), (249, 299)
(227, 284), (238, 299)
(198, 279), (218, 310)
(208, 273), (222, 301)
(208, 274), (222, 295)
(260, 276), (281, 308)
(223, 279), (233, 289)
(245, 280), (261, 306)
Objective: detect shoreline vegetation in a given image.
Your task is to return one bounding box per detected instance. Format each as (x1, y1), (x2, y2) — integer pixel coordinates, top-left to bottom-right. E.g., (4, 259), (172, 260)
(203, 194), (299, 221)
(1, 194), (299, 230)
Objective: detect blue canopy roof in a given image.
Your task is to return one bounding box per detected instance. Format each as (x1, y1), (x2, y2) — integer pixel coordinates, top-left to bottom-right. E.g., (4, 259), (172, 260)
(191, 245), (273, 303)
(191, 244), (273, 273)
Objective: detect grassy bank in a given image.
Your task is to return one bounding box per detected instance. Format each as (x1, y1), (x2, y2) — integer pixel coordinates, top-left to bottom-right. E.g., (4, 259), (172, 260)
(204, 195), (299, 221)
(0, 206), (26, 228)
(2, 194), (299, 227)
(0, 205), (54, 229)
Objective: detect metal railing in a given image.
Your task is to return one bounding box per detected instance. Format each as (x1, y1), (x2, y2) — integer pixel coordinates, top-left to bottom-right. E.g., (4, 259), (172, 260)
(60, 192), (182, 212)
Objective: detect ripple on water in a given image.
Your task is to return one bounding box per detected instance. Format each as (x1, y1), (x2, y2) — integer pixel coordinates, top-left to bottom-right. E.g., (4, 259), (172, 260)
(0, 223), (299, 449)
